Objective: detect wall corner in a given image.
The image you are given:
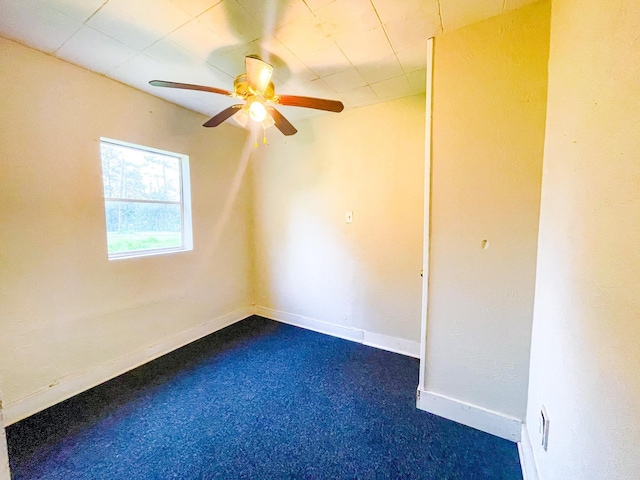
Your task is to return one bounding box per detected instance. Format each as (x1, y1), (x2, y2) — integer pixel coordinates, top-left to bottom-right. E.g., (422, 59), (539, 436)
(518, 423), (540, 480)
(0, 398), (11, 480)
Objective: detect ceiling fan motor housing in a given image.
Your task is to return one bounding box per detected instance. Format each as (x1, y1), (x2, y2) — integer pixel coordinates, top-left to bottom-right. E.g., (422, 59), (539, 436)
(233, 74), (276, 102)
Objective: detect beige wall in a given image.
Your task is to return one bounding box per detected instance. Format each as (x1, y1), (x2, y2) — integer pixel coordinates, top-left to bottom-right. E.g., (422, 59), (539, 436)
(0, 38), (253, 421)
(424, 1), (550, 420)
(252, 95), (425, 348)
(526, 0), (640, 477)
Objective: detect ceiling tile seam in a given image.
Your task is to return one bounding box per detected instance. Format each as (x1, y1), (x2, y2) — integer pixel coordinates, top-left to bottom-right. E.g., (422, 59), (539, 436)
(436, 0), (445, 34)
(154, 14), (192, 46)
(246, 38), (322, 90)
(366, 0), (411, 84)
(77, 29), (137, 76)
(303, 9), (346, 76)
(191, 1), (261, 49)
(107, 51), (138, 76)
(267, 16), (342, 86)
(138, 25), (204, 72)
(140, 38), (233, 82)
(53, 24), (87, 55)
(294, 8), (357, 96)
(395, 54), (414, 78)
(242, 12), (268, 37)
(1, 27), (119, 81)
(192, 0), (229, 24)
(47, 1), (103, 55)
(18, 35), (96, 77)
(328, 43), (365, 95)
(102, 55), (141, 78)
(89, 6), (193, 62)
(170, 0), (223, 18)
(265, 44), (322, 90)
(53, 37), (133, 79)
(206, 58), (247, 81)
(53, 0), (137, 56)
(366, 0), (395, 55)
(265, 47), (323, 92)
(256, 1), (313, 31)
(352, 66), (383, 100)
(83, 0), (110, 24)
(71, 24), (141, 66)
(230, 0), (272, 43)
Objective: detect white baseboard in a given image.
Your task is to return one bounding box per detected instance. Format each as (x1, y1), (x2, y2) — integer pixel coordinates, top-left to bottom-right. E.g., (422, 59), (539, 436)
(518, 424), (539, 480)
(255, 306), (363, 343)
(254, 306), (420, 358)
(362, 331), (420, 358)
(3, 306), (253, 426)
(416, 388), (522, 442)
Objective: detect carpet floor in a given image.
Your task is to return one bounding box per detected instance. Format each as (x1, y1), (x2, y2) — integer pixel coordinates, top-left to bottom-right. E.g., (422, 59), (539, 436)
(7, 316), (523, 479)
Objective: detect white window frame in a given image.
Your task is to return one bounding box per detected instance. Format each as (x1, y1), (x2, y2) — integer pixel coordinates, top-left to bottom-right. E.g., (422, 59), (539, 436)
(100, 137), (193, 260)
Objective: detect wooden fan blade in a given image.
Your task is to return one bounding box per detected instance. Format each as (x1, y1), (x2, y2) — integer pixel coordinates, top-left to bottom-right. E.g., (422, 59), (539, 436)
(267, 107), (297, 136)
(277, 95), (344, 113)
(149, 80), (232, 96)
(245, 55), (273, 94)
(203, 105), (244, 127)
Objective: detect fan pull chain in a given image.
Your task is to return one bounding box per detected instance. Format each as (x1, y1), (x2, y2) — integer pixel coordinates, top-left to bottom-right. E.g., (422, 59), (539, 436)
(263, 126), (267, 145)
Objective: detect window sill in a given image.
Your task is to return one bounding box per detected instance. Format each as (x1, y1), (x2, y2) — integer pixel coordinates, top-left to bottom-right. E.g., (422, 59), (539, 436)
(108, 246), (192, 261)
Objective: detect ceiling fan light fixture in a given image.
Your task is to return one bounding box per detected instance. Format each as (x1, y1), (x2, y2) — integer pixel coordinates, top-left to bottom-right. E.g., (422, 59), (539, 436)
(232, 108), (249, 127)
(261, 114), (275, 130)
(249, 99), (267, 122)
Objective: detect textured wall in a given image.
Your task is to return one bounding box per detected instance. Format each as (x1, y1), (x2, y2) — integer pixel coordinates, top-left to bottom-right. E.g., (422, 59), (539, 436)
(0, 38), (253, 418)
(425, 1), (550, 420)
(526, 0), (640, 477)
(252, 95), (425, 345)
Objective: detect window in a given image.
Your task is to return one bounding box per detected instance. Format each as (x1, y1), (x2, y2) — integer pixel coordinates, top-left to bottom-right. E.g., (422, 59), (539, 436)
(100, 138), (192, 259)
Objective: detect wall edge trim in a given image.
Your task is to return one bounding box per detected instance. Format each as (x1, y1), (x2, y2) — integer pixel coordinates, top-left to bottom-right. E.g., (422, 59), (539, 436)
(518, 423), (539, 480)
(254, 306), (420, 358)
(3, 306), (253, 426)
(416, 388), (522, 442)
(418, 35), (435, 390)
(0, 403), (9, 480)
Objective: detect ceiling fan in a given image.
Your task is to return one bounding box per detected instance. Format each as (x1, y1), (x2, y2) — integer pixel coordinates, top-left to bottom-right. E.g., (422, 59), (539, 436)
(149, 55), (344, 136)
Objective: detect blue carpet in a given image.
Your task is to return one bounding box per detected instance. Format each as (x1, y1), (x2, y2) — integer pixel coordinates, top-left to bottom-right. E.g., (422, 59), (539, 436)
(7, 316), (522, 479)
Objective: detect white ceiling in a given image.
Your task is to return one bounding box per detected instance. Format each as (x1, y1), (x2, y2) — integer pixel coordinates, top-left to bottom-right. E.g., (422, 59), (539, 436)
(0, 0), (537, 123)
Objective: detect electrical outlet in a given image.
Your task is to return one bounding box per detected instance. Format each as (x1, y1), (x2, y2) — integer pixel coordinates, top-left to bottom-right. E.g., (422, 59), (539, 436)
(346, 211), (353, 224)
(539, 405), (550, 451)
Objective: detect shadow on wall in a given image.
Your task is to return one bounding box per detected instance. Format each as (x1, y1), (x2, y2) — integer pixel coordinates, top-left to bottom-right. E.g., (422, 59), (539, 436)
(202, 132), (253, 256)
